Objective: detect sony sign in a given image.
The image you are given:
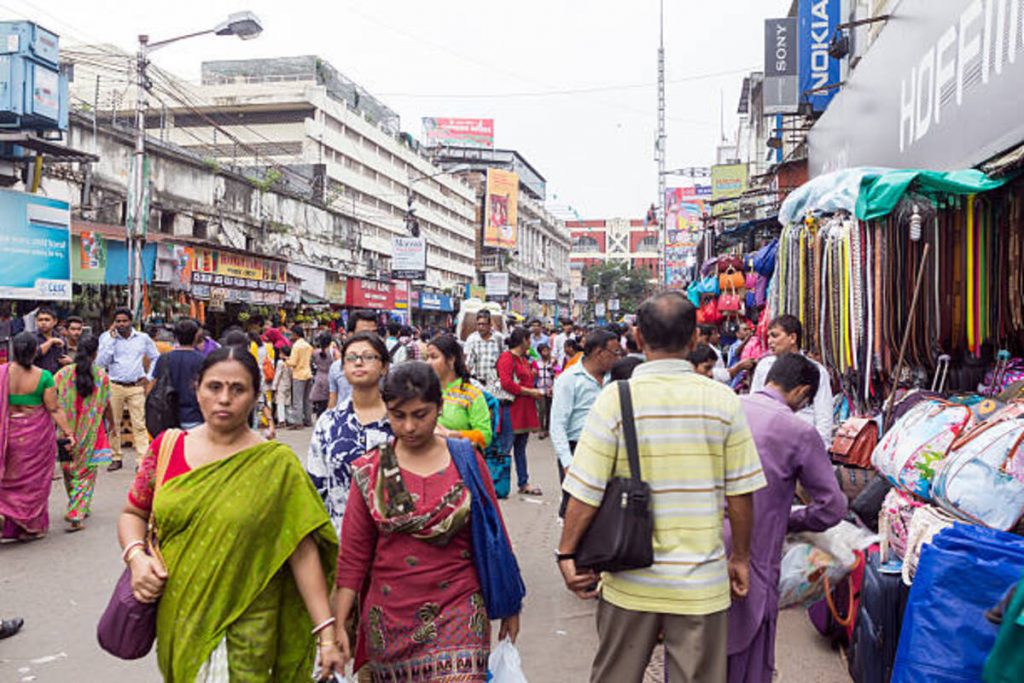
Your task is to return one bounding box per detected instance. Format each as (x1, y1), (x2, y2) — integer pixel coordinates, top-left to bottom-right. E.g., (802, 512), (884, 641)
(799, 0), (841, 112)
(765, 17), (800, 114)
(808, 0), (1024, 177)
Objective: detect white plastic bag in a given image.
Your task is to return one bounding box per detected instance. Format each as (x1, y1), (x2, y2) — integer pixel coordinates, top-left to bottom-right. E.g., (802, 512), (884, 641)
(488, 637), (528, 683)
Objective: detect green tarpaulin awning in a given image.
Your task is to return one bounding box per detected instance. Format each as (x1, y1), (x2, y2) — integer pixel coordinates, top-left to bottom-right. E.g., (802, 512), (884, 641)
(855, 169), (1010, 221)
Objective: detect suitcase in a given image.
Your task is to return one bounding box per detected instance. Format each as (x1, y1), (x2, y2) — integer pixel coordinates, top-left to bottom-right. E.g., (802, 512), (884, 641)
(847, 549), (910, 683)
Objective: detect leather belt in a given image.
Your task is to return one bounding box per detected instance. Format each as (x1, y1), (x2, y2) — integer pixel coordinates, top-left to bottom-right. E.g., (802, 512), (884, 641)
(112, 379), (145, 387)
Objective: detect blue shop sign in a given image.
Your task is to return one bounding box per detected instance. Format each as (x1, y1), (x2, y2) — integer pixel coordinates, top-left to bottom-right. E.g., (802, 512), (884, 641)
(417, 291), (453, 312)
(799, 0), (841, 112)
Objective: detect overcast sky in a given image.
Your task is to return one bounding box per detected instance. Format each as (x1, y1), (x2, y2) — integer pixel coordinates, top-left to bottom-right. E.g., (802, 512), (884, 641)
(17, 0), (789, 218)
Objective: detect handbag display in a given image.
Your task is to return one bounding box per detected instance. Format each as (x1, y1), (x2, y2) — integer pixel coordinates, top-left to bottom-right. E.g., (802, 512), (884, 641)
(719, 266), (746, 291)
(718, 290), (743, 314)
(697, 298), (723, 325)
(717, 255), (744, 273)
(449, 438), (526, 619)
(829, 417), (879, 468)
(97, 429), (179, 659)
(575, 381), (654, 573)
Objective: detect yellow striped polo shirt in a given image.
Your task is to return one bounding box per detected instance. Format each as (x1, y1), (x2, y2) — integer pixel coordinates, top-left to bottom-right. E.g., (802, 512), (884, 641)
(564, 358), (766, 616)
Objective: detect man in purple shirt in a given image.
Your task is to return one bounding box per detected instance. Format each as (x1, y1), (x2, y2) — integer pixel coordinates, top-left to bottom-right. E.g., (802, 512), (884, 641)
(726, 353), (847, 683)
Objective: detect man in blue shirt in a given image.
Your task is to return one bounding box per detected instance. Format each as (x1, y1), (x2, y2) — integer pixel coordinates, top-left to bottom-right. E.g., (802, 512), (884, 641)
(96, 307), (160, 471)
(151, 319), (204, 430)
(529, 318), (550, 354)
(549, 328), (622, 517)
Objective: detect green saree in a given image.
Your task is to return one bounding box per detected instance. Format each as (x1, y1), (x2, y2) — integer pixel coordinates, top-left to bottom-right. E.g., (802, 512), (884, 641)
(153, 441), (337, 682)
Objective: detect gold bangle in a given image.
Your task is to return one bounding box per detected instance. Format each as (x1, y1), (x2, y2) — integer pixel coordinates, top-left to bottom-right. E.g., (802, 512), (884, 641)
(125, 546), (145, 565)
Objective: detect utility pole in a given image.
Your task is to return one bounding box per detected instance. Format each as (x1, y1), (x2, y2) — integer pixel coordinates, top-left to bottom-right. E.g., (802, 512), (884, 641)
(657, 0), (668, 287)
(127, 36), (149, 316)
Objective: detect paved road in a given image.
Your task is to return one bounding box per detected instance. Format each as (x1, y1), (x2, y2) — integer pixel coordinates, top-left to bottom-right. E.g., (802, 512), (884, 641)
(0, 429), (849, 682)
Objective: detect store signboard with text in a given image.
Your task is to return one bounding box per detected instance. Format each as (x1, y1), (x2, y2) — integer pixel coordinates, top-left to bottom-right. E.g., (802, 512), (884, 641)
(711, 164), (748, 219)
(538, 281), (558, 302)
(391, 236), (427, 281)
(485, 272), (510, 298)
(0, 191), (70, 300)
(484, 168), (519, 249)
(347, 278), (396, 309)
(572, 285), (589, 303)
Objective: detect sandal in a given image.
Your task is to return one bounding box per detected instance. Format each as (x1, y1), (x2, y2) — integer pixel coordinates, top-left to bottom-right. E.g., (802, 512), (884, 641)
(66, 520), (84, 533)
(518, 484), (543, 496)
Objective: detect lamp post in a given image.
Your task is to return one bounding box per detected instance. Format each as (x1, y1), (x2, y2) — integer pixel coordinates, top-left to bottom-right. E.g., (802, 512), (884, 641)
(403, 165), (469, 326)
(126, 11), (263, 315)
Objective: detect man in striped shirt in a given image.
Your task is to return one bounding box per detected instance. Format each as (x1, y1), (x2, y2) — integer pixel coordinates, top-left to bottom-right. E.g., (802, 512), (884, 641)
(558, 291), (766, 683)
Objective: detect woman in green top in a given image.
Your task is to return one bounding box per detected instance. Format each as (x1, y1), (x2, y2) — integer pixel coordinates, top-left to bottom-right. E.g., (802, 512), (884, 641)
(425, 334), (493, 450)
(0, 332), (76, 540)
(117, 345), (343, 681)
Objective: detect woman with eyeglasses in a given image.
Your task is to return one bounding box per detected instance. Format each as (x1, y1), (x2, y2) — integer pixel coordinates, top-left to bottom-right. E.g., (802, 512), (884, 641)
(306, 332), (393, 536)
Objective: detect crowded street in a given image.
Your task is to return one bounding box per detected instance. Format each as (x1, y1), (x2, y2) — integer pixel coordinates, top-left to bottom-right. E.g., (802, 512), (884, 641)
(2, 1), (1024, 682)
(1, 431), (848, 683)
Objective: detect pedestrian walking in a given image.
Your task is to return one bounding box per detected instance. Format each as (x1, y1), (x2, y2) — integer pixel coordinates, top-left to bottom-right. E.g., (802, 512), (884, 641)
(287, 324), (314, 428)
(465, 309), (513, 456)
(273, 346), (293, 427)
(425, 333), (493, 450)
(728, 353), (847, 683)
(549, 328), (620, 518)
(310, 333), (334, 419)
(529, 318), (550, 354)
(116, 345), (342, 681)
(557, 291), (766, 682)
(96, 307), (160, 471)
(54, 335), (113, 532)
(749, 314), (833, 445)
(497, 326), (544, 496)
(333, 362), (522, 681)
(0, 332), (76, 540)
(150, 319), (204, 430)
(61, 315), (85, 366)
(552, 317), (575, 367)
(307, 331), (392, 535)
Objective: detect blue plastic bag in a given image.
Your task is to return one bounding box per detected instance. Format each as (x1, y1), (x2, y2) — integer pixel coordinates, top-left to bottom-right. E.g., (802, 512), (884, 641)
(892, 525), (1024, 682)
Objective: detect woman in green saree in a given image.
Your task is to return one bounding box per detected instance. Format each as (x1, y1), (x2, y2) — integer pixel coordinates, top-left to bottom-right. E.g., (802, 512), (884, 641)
(116, 345), (343, 682)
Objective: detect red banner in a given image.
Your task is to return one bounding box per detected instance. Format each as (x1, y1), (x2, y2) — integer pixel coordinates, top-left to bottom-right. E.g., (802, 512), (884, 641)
(346, 278), (395, 309)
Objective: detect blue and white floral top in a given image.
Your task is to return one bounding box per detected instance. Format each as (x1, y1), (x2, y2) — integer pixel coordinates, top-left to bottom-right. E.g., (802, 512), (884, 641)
(306, 398), (392, 535)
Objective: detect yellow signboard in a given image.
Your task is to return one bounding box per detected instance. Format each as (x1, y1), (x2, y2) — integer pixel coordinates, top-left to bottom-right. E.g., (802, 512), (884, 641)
(711, 163), (748, 218)
(484, 168), (519, 249)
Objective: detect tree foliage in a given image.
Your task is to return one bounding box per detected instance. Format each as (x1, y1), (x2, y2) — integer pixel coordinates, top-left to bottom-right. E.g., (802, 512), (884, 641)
(583, 261), (652, 316)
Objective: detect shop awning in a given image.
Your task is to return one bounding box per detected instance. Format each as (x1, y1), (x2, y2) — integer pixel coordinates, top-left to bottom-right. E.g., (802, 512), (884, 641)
(856, 169), (1009, 221)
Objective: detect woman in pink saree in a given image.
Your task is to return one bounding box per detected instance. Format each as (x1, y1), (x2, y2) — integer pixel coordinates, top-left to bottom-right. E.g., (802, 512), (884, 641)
(0, 332), (76, 540)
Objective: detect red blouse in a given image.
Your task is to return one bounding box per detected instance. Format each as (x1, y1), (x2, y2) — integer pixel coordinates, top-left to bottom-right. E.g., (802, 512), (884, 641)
(496, 351), (540, 432)
(127, 431), (192, 512)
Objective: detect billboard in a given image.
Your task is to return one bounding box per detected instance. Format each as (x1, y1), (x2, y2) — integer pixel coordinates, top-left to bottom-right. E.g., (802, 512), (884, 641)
(764, 17), (799, 114)
(0, 190), (70, 300)
(422, 117), (495, 149)
(665, 187), (707, 288)
(484, 168), (519, 249)
(799, 0), (841, 112)
(485, 272), (510, 298)
(711, 164), (748, 219)
(572, 285), (589, 303)
(391, 236), (426, 281)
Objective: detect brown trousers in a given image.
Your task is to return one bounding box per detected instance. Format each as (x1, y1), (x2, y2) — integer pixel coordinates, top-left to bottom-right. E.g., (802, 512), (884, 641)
(591, 599), (728, 683)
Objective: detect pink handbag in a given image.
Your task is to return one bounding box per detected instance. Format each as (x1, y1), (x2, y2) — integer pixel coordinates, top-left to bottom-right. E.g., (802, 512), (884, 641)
(718, 292), (742, 314)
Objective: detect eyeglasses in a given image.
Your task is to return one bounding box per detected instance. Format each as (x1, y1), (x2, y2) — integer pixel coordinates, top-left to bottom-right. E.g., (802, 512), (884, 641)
(344, 353), (381, 365)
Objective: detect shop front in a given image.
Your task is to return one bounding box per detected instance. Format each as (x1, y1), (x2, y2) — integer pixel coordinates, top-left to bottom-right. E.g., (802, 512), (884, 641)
(414, 290), (455, 329)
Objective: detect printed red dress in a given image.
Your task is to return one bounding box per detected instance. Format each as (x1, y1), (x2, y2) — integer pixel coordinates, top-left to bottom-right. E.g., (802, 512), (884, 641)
(337, 441), (505, 682)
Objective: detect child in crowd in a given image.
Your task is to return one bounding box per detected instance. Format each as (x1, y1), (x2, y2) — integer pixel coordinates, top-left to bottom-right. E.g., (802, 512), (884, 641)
(273, 345), (293, 427)
(688, 343), (718, 379)
(531, 343), (558, 440)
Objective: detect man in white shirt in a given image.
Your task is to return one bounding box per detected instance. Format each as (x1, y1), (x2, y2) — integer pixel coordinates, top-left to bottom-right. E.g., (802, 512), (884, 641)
(749, 315), (833, 446)
(551, 318), (575, 366)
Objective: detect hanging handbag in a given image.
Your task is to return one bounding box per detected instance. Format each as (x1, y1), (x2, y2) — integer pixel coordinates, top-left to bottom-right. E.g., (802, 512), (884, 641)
(96, 429), (179, 660)
(697, 298), (723, 325)
(575, 381), (654, 573)
(829, 417), (879, 469)
(718, 289), (743, 314)
(449, 438), (526, 619)
(719, 266), (746, 291)
(717, 255), (744, 273)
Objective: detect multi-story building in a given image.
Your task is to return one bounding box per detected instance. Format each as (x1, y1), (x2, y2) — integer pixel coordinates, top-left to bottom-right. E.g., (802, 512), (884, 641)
(433, 146), (572, 315)
(72, 55), (480, 299)
(567, 218), (661, 284)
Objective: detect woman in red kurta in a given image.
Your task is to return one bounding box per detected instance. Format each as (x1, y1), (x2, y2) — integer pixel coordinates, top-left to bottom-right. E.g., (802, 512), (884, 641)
(496, 327), (543, 496)
(335, 362), (521, 682)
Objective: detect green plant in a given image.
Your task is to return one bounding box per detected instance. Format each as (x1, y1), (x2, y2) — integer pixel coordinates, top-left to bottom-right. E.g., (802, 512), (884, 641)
(248, 167), (282, 192)
(203, 158), (221, 174)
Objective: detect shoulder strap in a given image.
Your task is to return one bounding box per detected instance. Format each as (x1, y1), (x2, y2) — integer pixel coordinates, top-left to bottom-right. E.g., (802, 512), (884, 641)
(617, 380), (642, 483)
(153, 428), (180, 496)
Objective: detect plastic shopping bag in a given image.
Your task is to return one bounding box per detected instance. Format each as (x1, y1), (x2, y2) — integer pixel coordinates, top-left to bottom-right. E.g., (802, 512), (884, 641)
(488, 637), (528, 683)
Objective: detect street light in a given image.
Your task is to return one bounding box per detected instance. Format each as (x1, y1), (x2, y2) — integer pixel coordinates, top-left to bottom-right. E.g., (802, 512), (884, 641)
(125, 12), (264, 315)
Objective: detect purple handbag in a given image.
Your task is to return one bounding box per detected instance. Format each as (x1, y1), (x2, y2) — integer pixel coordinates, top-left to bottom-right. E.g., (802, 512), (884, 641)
(96, 429), (178, 660)
(97, 569), (158, 659)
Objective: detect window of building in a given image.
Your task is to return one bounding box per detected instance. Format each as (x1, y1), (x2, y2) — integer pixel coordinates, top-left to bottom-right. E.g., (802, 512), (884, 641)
(193, 219), (208, 239)
(638, 235), (660, 251)
(572, 235), (601, 253)
(160, 211), (176, 234)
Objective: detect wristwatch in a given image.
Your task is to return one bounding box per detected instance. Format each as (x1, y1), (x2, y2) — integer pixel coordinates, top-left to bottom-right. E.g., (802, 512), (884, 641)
(554, 551), (575, 562)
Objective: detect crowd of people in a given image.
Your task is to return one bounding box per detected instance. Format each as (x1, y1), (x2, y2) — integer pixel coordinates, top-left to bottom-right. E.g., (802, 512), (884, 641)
(0, 297), (848, 683)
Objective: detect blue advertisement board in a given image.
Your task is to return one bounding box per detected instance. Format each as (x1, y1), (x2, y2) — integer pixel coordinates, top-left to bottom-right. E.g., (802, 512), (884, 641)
(0, 190), (70, 300)
(799, 0), (841, 112)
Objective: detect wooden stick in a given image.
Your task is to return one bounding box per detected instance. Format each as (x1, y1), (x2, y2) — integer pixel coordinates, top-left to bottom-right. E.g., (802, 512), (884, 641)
(884, 242), (932, 430)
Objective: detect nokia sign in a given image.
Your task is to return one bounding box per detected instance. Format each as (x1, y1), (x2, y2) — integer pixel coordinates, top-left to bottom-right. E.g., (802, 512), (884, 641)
(809, 0), (1024, 177)
(799, 0), (841, 112)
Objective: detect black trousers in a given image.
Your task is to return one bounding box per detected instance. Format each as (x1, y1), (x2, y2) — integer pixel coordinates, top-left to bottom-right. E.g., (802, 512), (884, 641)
(557, 440), (578, 518)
